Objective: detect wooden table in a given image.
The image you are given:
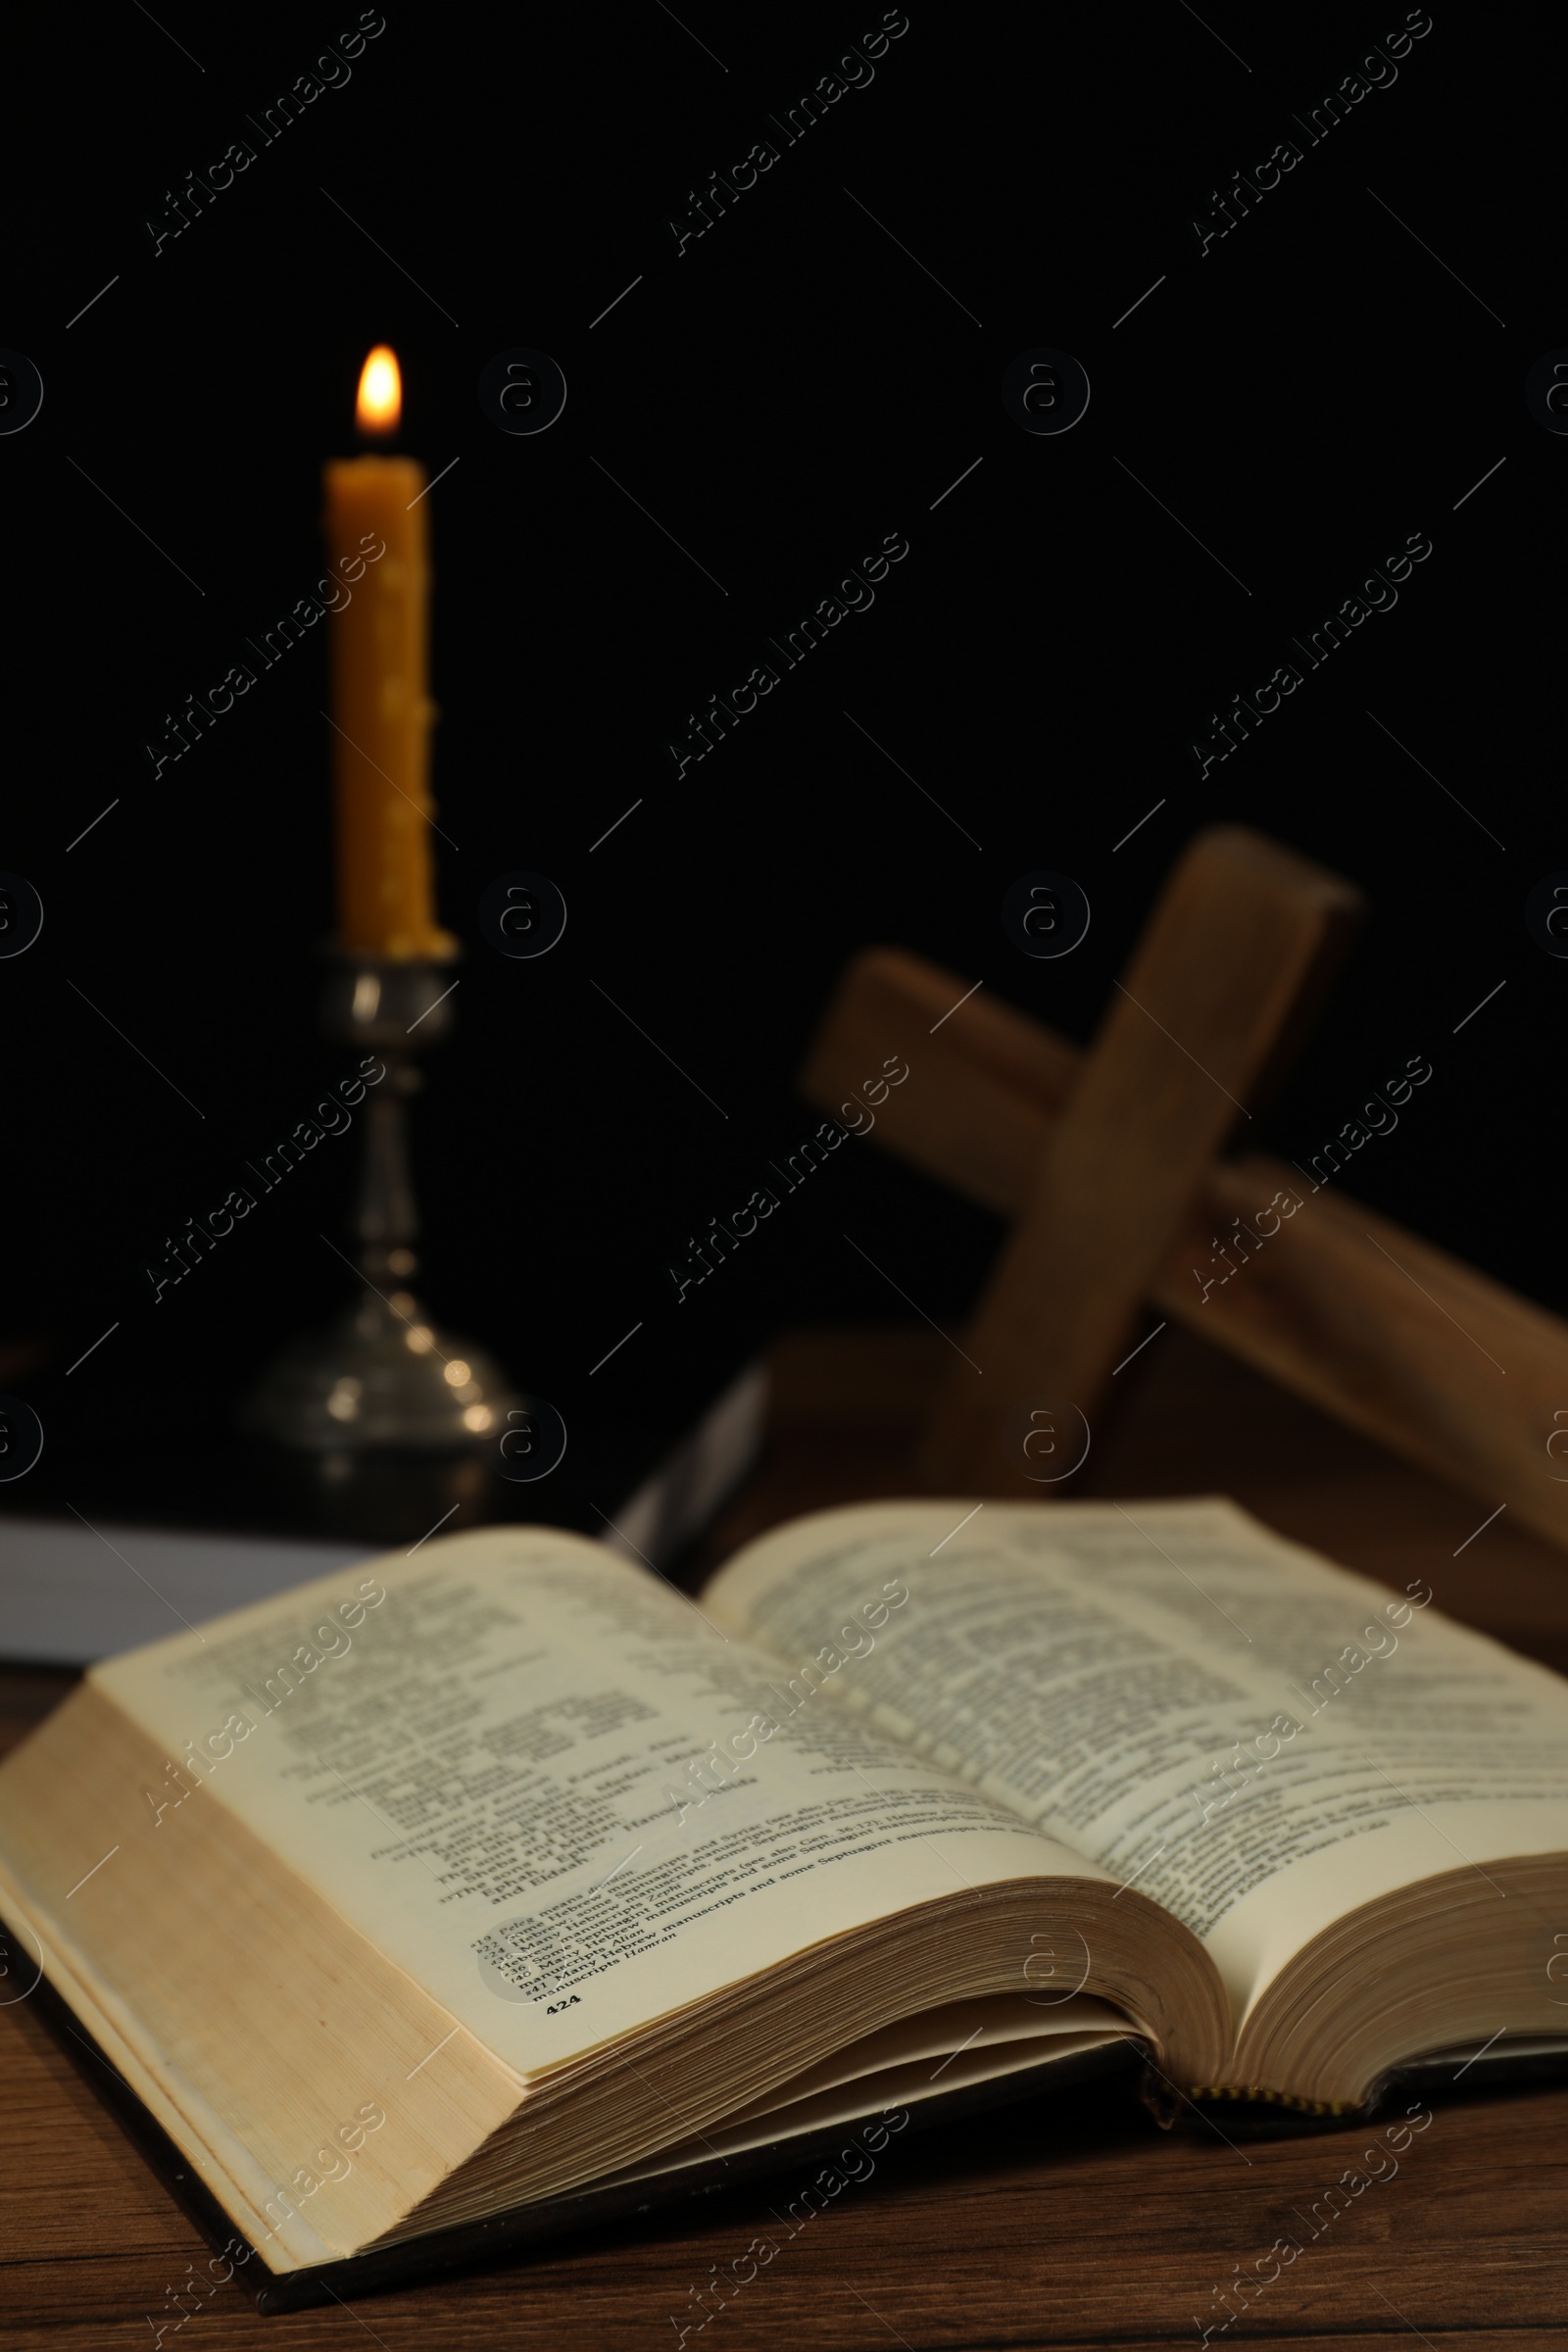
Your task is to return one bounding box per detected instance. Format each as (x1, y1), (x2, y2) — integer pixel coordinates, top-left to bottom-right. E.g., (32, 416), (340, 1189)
(5, 1324), (1567, 2348)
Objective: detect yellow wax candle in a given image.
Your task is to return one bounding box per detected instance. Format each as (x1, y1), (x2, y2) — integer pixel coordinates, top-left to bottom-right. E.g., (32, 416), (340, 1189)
(323, 346), (454, 959)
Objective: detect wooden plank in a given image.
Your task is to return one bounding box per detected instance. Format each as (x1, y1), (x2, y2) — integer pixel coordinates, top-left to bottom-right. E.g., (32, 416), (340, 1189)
(918, 828), (1364, 1492)
(802, 948), (1568, 1551)
(799, 945), (1079, 1219)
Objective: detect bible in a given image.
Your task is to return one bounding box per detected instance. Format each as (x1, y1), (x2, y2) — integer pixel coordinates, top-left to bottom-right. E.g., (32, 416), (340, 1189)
(2, 1495), (1566, 2309)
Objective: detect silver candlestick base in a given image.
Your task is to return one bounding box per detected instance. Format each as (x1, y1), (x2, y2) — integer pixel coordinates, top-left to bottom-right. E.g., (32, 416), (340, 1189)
(240, 952), (518, 1453)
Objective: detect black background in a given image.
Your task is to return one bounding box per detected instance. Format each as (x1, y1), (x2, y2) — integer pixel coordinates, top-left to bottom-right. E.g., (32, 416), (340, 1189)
(1, 2), (1553, 1528)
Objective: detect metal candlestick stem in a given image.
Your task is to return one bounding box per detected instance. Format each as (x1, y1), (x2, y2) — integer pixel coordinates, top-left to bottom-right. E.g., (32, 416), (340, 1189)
(241, 952), (516, 1452)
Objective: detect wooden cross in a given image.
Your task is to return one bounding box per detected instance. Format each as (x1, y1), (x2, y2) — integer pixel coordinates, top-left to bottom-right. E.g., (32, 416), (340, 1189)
(803, 824), (1568, 1550)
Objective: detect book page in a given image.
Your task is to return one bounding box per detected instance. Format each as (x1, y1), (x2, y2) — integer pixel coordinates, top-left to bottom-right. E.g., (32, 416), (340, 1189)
(703, 1498), (1568, 2030)
(87, 1527), (1111, 2080)
(601, 1991), (1131, 2182)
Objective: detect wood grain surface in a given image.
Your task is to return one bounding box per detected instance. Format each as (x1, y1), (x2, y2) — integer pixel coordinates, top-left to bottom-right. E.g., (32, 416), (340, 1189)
(918, 828), (1364, 1492)
(803, 946), (1568, 1552)
(4, 1322), (1567, 2349)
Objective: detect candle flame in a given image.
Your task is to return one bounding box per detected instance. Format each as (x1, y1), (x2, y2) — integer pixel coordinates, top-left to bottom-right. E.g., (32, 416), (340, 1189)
(356, 345), (401, 436)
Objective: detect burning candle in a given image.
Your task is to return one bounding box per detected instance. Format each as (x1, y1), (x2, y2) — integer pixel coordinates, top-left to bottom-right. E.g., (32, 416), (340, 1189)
(323, 345), (454, 959)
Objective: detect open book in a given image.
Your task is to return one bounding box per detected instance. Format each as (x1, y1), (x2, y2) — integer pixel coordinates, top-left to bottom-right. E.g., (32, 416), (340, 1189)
(3, 1496), (1566, 2302)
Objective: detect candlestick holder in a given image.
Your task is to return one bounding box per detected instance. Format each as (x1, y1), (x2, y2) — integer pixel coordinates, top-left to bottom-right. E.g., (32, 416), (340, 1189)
(240, 951), (517, 1452)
